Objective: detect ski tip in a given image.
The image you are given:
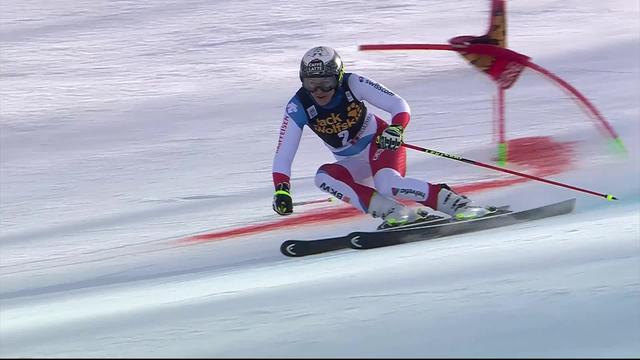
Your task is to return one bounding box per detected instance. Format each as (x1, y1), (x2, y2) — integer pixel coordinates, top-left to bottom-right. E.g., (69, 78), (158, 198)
(280, 240), (298, 257)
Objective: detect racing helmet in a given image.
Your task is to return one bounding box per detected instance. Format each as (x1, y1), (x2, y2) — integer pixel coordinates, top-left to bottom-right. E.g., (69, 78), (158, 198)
(299, 46), (344, 91)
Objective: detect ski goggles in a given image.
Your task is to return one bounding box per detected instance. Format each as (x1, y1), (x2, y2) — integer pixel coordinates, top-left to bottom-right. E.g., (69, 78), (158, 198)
(302, 77), (338, 92)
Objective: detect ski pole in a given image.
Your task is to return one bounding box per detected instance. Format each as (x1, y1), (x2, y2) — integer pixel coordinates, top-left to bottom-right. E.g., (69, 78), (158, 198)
(293, 197), (335, 206)
(402, 143), (618, 201)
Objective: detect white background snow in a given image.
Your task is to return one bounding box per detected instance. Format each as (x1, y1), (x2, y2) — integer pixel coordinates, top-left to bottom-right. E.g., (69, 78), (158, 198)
(1, 0), (639, 357)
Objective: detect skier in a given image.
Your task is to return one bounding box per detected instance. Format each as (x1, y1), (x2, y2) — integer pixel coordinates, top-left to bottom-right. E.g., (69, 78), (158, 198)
(272, 46), (491, 229)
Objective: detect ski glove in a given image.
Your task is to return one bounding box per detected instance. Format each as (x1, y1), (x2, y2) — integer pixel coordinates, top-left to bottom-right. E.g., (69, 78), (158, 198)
(273, 182), (293, 215)
(376, 124), (404, 150)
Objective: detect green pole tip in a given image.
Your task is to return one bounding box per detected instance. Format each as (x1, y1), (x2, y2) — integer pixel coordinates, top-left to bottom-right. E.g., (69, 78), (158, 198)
(606, 194), (618, 201)
(497, 143), (507, 167)
(611, 138), (627, 155)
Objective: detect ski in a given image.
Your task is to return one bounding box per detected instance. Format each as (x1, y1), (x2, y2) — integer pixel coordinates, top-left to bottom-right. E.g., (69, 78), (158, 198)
(280, 199), (575, 257)
(349, 198), (575, 250)
(280, 235), (353, 257)
(280, 214), (454, 257)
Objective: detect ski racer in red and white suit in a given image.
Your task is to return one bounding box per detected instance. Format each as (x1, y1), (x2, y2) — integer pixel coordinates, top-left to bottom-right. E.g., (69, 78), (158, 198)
(272, 46), (487, 228)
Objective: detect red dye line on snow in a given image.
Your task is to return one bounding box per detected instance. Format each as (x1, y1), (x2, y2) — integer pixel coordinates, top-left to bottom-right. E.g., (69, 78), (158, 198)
(181, 136), (574, 244)
(183, 206), (360, 243)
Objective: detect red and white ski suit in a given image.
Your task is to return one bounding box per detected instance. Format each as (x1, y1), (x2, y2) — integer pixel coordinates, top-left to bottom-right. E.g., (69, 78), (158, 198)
(272, 72), (441, 213)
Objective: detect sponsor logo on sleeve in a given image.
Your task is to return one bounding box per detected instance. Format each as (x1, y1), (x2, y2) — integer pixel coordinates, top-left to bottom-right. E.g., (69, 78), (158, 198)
(276, 116), (289, 153)
(372, 148), (385, 161)
(286, 102), (298, 114)
(365, 79), (394, 96)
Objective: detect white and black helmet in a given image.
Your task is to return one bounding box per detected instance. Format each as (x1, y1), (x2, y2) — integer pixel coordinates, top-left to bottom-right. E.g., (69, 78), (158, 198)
(299, 46), (345, 85)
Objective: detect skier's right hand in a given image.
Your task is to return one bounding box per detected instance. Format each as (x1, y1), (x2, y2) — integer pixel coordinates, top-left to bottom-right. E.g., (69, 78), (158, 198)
(273, 182), (293, 215)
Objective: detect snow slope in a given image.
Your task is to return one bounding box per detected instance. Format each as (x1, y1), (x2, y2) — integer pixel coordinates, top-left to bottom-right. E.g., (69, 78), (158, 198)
(1, 0), (639, 357)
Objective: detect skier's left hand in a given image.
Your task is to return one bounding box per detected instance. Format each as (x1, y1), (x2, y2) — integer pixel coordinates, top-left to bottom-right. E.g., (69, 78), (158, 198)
(376, 124), (404, 150)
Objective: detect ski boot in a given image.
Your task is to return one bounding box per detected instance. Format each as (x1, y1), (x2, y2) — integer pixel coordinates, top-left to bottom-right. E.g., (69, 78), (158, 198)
(433, 184), (496, 220)
(369, 193), (445, 230)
